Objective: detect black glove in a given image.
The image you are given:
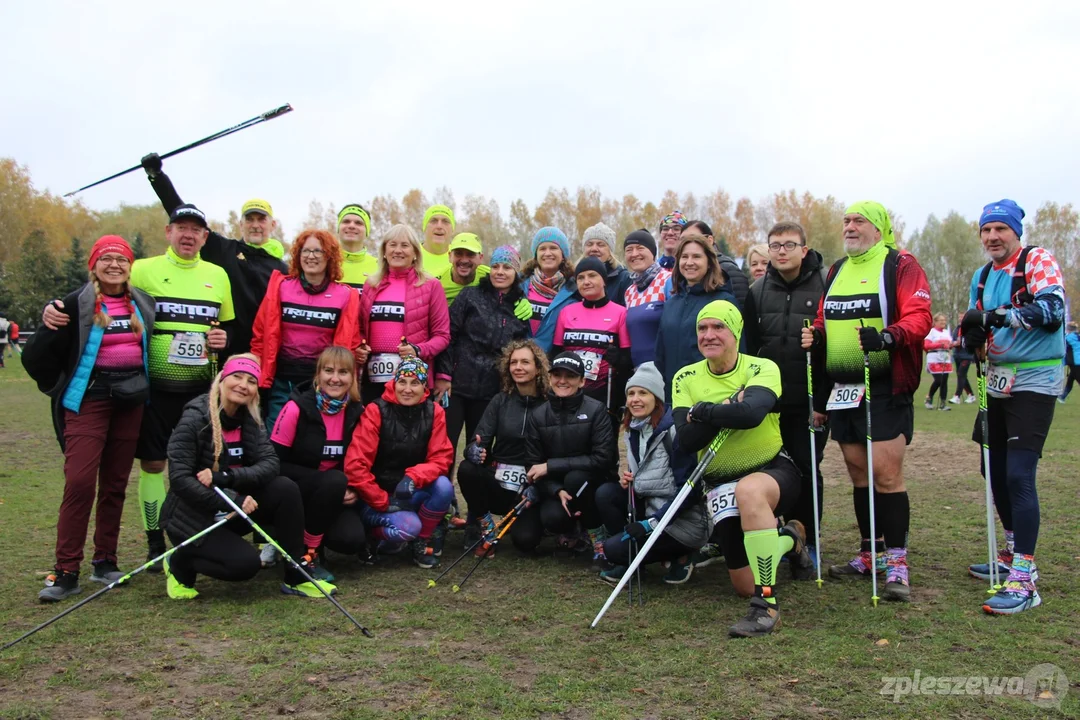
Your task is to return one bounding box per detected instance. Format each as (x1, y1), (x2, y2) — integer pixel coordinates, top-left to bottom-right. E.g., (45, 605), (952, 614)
(463, 440), (485, 466)
(858, 326), (895, 352)
(387, 476), (415, 513)
(622, 518), (658, 542)
(960, 309), (988, 351)
(141, 153), (162, 178)
(522, 485), (539, 505)
(688, 401), (717, 423)
(986, 307), (1010, 328)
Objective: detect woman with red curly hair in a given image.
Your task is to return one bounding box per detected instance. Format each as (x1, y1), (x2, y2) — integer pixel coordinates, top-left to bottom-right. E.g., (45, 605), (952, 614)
(252, 229), (361, 426)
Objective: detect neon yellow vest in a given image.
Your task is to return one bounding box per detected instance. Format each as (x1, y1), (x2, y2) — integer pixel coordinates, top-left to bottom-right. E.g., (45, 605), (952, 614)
(823, 241), (890, 383)
(341, 249), (379, 291)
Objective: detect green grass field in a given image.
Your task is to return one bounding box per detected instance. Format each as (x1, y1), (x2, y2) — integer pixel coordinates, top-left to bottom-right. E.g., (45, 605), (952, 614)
(0, 360), (1077, 719)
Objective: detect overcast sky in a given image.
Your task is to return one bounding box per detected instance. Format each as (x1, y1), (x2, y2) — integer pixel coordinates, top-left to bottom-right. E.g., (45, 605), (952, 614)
(2, 1), (1078, 239)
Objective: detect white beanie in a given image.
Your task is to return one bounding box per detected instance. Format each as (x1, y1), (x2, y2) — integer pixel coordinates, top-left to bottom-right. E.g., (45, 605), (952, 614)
(582, 222), (617, 255)
(626, 362), (665, 402)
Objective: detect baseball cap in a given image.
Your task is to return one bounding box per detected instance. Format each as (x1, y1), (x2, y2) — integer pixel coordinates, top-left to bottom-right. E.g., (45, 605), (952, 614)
(169, 203), (209, 229)
(241, 199), (274, 217)
(448, 233), (483, 254)
(550, 352), (585, 377)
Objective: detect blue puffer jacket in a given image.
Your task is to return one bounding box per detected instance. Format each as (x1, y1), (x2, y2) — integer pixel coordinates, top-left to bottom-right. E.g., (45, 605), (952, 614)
(654, 281), (738, 402)
(522, 276), (579, 356)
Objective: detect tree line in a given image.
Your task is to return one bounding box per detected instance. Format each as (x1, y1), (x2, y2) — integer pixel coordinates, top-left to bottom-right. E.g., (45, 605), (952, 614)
(1, 156), (1076, 328)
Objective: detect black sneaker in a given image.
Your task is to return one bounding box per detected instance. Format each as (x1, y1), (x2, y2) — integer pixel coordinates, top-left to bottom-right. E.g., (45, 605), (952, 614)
(430, 518), (448, 557)
(39, 571), (82, 603)
(412, 539), (440, 569)
(146, 530), (166, 574)
(90, 560), (127, 586)
(728, 597), (780, 638)
(357, 542), (379, 566)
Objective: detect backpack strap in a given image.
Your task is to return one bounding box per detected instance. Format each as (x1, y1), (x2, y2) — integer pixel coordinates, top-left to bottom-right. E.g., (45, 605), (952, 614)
(976, 245), (1036, 312)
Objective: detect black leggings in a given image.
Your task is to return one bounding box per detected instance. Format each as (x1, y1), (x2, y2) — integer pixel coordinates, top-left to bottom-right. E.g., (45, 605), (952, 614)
(538, 469), (602, 533)
(955, 359), (973, 397)
(456, 460), (543, 552)
(594, 481), (638, 536)
(1062, 366), (1080, 399)
(603, 530), (694, 567)
(927, 373), (949, 403)
(445, 395), (490, 460)
(779, 410), (826, 545)
(167, 475), (308, 586)
(281, 464), (367, 554)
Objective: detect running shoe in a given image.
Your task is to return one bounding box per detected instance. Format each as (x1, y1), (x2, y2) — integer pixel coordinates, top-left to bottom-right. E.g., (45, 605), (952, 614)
(964, 395), (977, 404)
(90, 560), (126, 585)
(598, 565), (627, 585)
(357, 542), (379, 566)
(163, 557), (198, 600)
(982, 580), (1041, 615)
(728, 597), (780, 638)
(969, 553), (1040, 583)
(259, 543), (279, 568)
(924, 400), (935, 410)
(828, 550), (884, 579)
(780, 520), (813, 579)
(690, 543), (725, 568)
(938, 403), (951, 412)
(882, 554), (911, 602)
(38, 571), (81, 603)
(302, 550), (335, 583)
(412, 539), (440, 569)
(430, 518), (449, 557)
(281, 579), (337, 598)
(663, 556), (694, 584)
(949, 395), (961, 404)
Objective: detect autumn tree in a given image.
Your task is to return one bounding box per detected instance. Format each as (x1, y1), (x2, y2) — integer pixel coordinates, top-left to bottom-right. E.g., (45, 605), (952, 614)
(1025, 202), (1080, 304)
(61, 237), (87, 291)
(10, 230), (63, 324)
(908, 212), (983, 321)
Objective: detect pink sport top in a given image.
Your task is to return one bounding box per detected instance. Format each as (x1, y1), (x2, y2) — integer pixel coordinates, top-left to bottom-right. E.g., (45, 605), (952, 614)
(222, 427), (244, 469)
(553, 298), (630, 392)
(527, 284), (555, 337)
(271, 400), (347, 471)
(367, 270), (409, 353)
(278, 278), (352, 363)
(96, 295), (143, 370)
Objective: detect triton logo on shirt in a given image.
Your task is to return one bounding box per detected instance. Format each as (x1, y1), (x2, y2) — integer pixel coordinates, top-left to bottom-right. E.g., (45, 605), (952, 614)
(155, 297), (222, 323)
(563, 331), (614, 345)
(824, 299), (873, 312)
(281, 303), (340, 328)
(323, 444), (344, 458)
(370, 302), (405, 322)
(106, 317), (132, 332)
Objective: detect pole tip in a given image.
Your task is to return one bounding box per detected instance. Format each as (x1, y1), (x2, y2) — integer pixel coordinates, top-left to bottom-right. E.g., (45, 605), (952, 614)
(451, 585), (460, 593)
(816, 579), (823, 589)
(872, 596), (880, 607)
(362, 629), (375, 638)
(427, 579), (436, 589)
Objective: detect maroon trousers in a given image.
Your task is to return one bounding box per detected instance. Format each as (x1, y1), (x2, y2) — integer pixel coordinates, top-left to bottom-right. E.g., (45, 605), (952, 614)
(56, 397), (143, 572)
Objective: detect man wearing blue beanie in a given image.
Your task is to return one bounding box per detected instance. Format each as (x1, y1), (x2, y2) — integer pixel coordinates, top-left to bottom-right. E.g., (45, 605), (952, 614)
(959, 198), (1066, 615)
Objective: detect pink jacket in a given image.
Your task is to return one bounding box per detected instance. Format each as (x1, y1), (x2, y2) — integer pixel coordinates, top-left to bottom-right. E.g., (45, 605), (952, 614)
(358, 267), (451, 385)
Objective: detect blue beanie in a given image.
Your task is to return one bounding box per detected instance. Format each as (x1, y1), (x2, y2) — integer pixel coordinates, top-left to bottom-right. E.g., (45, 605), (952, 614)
(980, 199), (1025, 238)
(531, 227), (570, 260)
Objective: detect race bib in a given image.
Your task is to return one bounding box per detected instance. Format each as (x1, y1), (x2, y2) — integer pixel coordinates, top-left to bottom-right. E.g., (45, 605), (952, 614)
(167, 332), (208, 366)
(494, 463), (527, 492)
(578, 350), (603, 381)
(826, 382), (865, 411)
(706, 482), (739, 528)
(366, 353), (400, 384)
(986, 365), (1016, 396)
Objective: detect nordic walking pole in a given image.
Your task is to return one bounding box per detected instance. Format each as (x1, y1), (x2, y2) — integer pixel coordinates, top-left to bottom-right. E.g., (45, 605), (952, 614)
(859, 322), (880, 608)
(804, 320), (823, 589)
(452, 508), (528, 593)
(63, 104), (294, 197)
(2, 513), (236, 652)
(627, 479), (643, 606)
(208, 320), (220, 378)
(213, 487), (373, 637)
(428, 491), (534, 589)
(975, 354), (1002, 594)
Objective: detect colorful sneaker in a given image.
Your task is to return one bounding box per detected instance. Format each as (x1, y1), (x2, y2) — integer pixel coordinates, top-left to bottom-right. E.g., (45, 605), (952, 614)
(690, 543), (725, 568)
(259, 543), (279, 568)
(969, 553), (1039, 583)
(828, 550), (883, 579)
(39, 571), (82, 603)
(281, 579), (337, 598)
(598, 565), (627, 585)
(430, 518), (449, 557)
(478, 513), (498, 544)
(663, 556), (694, 585)
(302, 550), (335, 583)
(90, 560), (127, 586)
(728, 597), (780, 638)
(163, 557), (199, 600)
(412, 539), (440, 569)
(882, 555), (911, 602)
(982, 580), (1041, 615)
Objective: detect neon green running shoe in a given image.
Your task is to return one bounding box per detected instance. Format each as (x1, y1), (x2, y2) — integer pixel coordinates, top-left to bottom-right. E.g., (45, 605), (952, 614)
(163, 557), (199, 600)
(281, 579), (337, 598)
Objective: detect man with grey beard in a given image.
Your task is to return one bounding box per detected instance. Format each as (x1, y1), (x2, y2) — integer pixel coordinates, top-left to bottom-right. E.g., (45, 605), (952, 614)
(800, 201), (931, 603)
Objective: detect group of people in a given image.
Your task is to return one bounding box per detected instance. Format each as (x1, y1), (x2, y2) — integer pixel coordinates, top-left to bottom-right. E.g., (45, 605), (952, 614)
(19, 151), (1066, 639)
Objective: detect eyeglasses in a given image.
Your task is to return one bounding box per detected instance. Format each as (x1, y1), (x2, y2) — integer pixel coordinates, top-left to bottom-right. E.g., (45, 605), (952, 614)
(659, 225), (682, 234)
(300, 248), (325, 257)
(97, 256), (131, 267)
(768, 241), (804, 253)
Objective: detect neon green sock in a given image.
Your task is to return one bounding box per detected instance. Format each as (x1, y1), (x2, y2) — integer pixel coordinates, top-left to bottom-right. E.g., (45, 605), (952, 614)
(744, 528), (786, 606)
(138, 470), (166, 531)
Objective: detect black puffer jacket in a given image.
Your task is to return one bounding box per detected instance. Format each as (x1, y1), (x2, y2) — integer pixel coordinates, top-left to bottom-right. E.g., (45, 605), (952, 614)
(474, 390), (547, 466)
(718, 253), (749, 308)
(370, 397), (436, 494)
(148, 170), (287, 356)
(742, 250), (827, 411)
(161, 395), (280, 542)
(525, 390), (615, 497)
(272, 382), (365, 471)
(445, 277), (530, 399)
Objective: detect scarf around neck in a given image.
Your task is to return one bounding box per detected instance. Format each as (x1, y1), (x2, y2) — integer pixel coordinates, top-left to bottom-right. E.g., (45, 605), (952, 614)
(530, 267), (565, 300)
(315, 388), (348, 415)
(630, 261), (662, 292)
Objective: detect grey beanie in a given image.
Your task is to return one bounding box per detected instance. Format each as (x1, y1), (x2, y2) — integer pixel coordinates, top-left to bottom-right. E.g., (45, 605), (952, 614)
(582, 222), (617, 254)
(626, 361), (665, 401)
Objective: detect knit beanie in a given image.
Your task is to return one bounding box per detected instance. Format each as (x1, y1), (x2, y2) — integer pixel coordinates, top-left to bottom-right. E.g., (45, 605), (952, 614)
(696, 300), (744, 343)
(490, 245), (521, 269)
(423, 205), (456, 232)
(574, 256), (607, 281)
(530, 227), (570, 260)
(979, 199), (1025, 238)
(582, 222), (617, 255)
(626, 361), (665, 402)
(623, 230), (657, 259)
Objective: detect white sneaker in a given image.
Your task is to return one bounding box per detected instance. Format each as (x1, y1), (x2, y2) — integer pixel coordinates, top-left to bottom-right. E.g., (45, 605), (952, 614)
(259, 543), (279, 568)
(924, 401), (934, 410)
(948, 396), (960, 404)
(964, 395), (977, 404)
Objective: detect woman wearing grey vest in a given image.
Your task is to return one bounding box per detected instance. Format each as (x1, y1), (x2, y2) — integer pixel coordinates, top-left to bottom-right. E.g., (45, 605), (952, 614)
(594, 362), (708, 585)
